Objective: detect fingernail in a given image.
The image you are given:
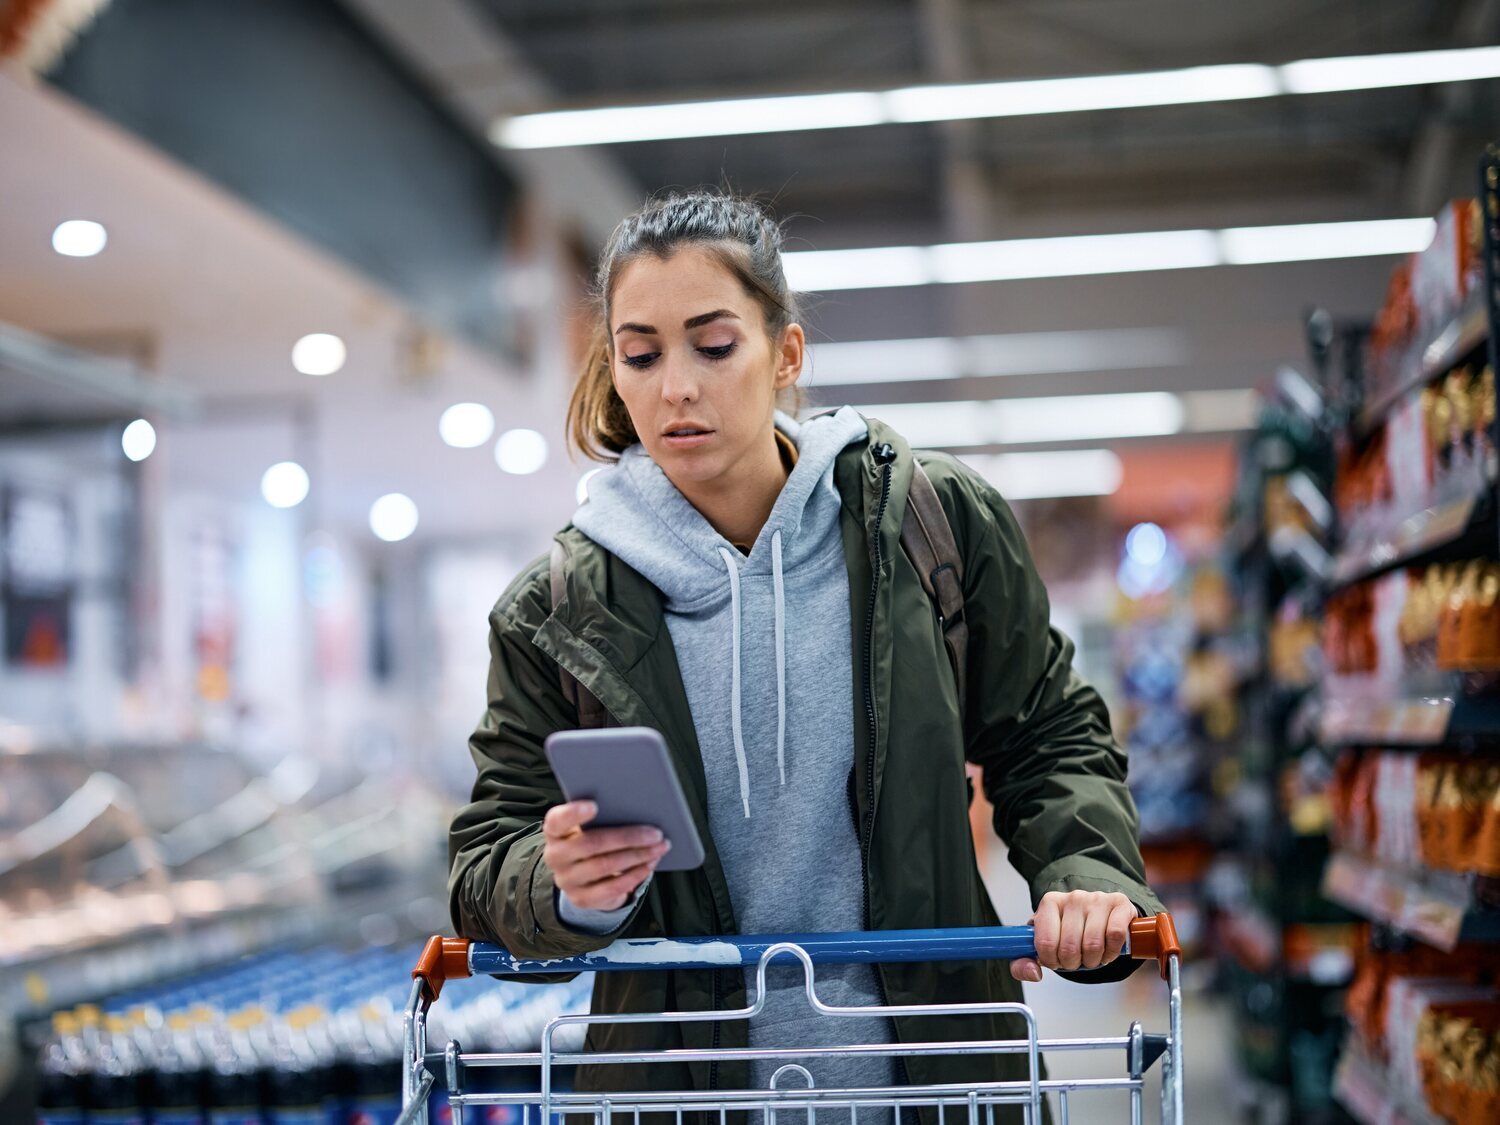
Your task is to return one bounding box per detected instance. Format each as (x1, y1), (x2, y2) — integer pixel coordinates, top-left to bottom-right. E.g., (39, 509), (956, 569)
(1027, 965), (1043, 983)
(582, 801), (598, 816)
(649, 828), (664, 843)
(660, 839), (672, 852)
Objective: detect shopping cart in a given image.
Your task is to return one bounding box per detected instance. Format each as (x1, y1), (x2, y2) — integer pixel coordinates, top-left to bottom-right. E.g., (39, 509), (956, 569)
(398, 913), (1183, 1125)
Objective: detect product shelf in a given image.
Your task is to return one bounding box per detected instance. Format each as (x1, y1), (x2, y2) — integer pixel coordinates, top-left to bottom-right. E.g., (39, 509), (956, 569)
(1321, 850), (1500, 951)
(1333, 1040), (1448, 1125)
(1354, 292), (1491, 442)
(1319, 673), (1500, 747)
(1328, 488), (1496, 591)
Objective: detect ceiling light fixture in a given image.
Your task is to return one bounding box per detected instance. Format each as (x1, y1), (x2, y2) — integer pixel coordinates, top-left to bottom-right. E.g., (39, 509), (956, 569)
(492, 45), (1500, 147)
(52, 220), (108, 257)
(260, 462), (310, 509)
(781, 218), (1435, 291)
(806, 328), (1187, 386)
(963, 450), (1125, 500)
(292, 333), (346, 377)
(850, 388), (1254, 448)
(121, 419), (156, 462)
(369, 493), (418, 542)
(439, 403), (496, 449)
(495, 428), (549, 475)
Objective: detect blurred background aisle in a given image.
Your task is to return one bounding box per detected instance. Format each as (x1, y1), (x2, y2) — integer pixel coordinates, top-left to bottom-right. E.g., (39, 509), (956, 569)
(2, 2), (1499, 1123)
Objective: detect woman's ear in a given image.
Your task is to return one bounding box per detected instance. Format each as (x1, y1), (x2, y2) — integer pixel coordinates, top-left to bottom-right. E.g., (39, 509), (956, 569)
(774, 323), (805, 390)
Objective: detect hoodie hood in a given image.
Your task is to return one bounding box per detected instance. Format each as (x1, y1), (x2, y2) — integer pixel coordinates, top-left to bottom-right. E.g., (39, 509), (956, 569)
(574, 406), (868, 607)
(572, 405), (869, 815)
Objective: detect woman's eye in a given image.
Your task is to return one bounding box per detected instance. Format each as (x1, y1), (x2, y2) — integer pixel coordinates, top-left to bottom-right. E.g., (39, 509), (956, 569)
(699, 343), (735, 360)
(621, 352), (658, 368)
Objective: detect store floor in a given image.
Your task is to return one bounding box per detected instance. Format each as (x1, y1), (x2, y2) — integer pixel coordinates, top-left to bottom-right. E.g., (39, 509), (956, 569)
(985, 851), (1234, 1124)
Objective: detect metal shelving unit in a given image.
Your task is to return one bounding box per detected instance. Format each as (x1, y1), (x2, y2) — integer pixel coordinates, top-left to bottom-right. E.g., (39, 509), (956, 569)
(1318, 145), (1500, 1125)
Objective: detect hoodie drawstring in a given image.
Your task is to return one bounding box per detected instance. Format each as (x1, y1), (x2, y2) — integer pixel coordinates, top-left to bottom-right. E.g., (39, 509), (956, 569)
(717, 546), (751, 817)
(717, 534), (789, 818)
(771, 529), (786, 787)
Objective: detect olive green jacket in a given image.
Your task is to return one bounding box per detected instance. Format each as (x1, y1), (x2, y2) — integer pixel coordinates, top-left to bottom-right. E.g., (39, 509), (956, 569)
(448, 417), (1162, 1115)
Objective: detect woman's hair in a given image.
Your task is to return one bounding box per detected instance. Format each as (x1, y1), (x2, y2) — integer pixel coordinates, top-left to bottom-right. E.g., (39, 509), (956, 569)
(567, 188), (808, 461)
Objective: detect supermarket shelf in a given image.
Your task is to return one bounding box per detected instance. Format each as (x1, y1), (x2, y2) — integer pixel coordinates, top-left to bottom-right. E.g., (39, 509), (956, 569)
(1334, 1041), (1446, 1125)
(1321, 850), (1500, 951)
(1355, 292), (1491, 441)
(1328, 489), (1495, 591)
(1319, 674), (1500, 747)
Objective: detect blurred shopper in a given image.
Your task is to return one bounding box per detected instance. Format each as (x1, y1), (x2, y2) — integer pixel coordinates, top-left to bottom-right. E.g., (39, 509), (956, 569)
(449, 189), (1162, 1119)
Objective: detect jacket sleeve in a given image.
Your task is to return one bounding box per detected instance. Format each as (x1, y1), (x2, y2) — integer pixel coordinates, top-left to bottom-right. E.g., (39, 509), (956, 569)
(954, 471), (1165, 983)
(447, 598), (648, 979)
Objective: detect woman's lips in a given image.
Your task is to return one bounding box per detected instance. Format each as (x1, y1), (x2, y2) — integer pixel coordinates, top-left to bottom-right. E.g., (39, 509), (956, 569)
(662, 430), (715, 449)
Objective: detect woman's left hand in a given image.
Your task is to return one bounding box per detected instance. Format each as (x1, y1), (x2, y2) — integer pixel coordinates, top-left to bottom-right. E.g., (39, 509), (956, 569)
(1010, 890), (1136, 982)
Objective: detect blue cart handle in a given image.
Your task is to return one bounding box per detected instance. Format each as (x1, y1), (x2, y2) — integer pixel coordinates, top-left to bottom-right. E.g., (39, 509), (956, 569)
(413, 916), (1178, 1002)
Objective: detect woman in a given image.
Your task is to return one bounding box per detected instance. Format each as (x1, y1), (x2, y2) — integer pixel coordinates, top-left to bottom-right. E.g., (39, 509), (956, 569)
(448, 189), (1162, 1117)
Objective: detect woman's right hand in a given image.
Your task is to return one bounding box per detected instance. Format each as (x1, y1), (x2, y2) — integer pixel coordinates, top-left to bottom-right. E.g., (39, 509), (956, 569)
(543, 800), (672, 911)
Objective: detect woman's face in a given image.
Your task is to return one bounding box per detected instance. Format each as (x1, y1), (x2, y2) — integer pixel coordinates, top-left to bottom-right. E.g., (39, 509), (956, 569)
(609, 245), (802, 487)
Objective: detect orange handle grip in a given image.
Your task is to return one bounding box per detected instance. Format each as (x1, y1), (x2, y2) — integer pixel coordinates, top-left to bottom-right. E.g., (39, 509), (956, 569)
(412, 936), (472, 1003)
(1128, 912), (1181, 981)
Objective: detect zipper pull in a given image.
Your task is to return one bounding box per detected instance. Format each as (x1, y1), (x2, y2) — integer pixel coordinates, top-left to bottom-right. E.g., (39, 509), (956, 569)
(873, 442), (897, 465)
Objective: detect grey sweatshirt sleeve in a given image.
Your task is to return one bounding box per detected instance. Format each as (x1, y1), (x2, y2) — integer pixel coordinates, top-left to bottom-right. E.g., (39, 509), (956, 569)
(555, 876), (652, 935)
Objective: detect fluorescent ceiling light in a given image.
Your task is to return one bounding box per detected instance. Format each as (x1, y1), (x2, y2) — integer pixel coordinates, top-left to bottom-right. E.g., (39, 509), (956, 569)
(1281, 45), (1500, 94)
(1219, 218), (1437, 264)
(778, 246), (934, 292)
(852, 392), (1183, 448)
(998, 392), (1184, 444)
(783, 218), (1434, 291)
(929, 229), (1220, 284)
(493, 91), (886, 147)
(887, 64), (1278, 123)
(492, 46), (1500, 148)
(848, 388), (1254, 448)
(963, 450), (1124, 500)
(806, 328), (1187, 386)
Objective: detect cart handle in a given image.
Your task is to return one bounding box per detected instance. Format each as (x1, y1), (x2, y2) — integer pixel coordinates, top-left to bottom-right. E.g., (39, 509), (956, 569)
(414, 914), (1182, 999)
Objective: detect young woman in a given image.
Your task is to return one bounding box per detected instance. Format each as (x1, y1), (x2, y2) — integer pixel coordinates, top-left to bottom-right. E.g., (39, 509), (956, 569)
(448, 190), (1162, 1115)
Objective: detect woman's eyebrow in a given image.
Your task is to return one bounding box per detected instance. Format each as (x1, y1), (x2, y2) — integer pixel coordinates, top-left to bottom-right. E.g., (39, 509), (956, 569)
(614, 309), (740, 336)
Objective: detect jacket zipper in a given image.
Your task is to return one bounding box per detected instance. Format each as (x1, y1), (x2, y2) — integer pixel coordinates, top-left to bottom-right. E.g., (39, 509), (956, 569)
(860, 443), (896, 916)
(859, 443), (914, 1091)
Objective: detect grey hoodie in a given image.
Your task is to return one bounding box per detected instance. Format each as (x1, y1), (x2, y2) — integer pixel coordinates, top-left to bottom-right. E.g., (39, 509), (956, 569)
(568, 405), (897, 1100)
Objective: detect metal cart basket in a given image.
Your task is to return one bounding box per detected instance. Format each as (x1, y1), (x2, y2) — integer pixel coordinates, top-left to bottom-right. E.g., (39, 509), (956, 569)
(399, 913), (1183, 1125)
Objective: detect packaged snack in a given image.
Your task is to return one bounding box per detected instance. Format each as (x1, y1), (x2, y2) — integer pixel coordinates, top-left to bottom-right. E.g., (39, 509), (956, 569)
(1475, 366), (1496, 476)
(1438, 563), (1483, 670)
(1454, 565), (1500, 670)
(1416, 756), (1451, 869)
(1476, 760), (1500, 878)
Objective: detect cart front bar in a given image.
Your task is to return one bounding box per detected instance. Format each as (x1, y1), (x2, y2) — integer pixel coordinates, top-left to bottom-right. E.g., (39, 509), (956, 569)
(414, 913), (1182, 994)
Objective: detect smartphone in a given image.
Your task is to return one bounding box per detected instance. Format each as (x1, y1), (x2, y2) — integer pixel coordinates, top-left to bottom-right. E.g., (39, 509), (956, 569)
(543, 726), (705, 871)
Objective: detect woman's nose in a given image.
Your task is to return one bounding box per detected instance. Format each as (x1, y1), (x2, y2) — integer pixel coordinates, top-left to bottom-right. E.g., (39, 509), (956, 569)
(658, 352), (699, 403)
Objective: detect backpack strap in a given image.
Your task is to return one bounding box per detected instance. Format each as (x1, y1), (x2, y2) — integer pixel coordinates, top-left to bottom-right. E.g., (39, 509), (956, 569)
(549, 539), (610, 729)
(900, 460), (968, 711)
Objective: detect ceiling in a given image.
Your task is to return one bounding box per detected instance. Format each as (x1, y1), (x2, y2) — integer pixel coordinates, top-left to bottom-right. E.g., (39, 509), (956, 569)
(466, 0), (1499, 246)
(1, 0), (1498, 539)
